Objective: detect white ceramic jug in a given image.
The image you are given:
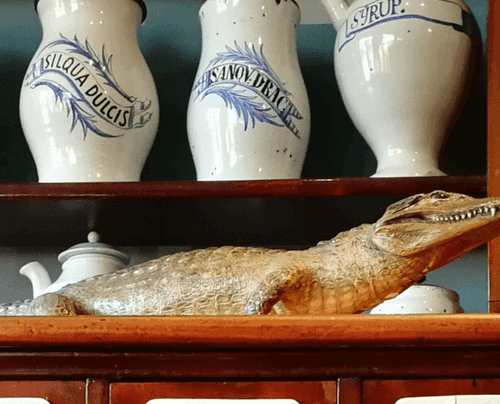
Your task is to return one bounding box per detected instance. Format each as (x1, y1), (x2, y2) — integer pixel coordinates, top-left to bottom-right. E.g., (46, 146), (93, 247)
(319, 0), (481, 177)
(20, 0), (159, 182)
(187, 0), (311, 181)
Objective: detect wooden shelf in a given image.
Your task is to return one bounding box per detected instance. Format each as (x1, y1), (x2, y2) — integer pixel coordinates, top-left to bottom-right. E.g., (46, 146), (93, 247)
(0, 176), (486, 200)
(0, 176), (486, 247)
(0, 315), (497, 349)
(1, 315), (500, 380)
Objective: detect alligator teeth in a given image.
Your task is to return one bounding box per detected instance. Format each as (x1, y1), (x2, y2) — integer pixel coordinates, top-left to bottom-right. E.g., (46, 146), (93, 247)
(433, 206), (500, 223)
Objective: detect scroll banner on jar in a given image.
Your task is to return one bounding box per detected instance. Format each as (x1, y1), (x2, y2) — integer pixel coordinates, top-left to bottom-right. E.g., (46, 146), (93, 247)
(338, 0), (471, 52)
(191, 42), (303, 139)
(24, 36), (153, 138)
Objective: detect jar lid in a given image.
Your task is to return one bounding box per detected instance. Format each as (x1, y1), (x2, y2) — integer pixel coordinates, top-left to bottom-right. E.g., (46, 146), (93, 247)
(58, 231), (131, 265)
(34, 0), (147, 23)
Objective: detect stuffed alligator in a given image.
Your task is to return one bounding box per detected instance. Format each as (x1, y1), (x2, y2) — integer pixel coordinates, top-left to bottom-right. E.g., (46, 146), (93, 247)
(2, 190), (499, 316)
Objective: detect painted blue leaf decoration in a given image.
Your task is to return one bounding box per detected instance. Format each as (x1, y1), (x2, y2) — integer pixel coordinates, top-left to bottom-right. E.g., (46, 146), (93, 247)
(25, 34), (148, 139)
(194, 41), (305, 135)
(202, 85), (283, 131)
(208, 42), (291, 97)
(32, 79), (121, 139)
(209, 42), (268, 73)
(43, 34), (135, 103)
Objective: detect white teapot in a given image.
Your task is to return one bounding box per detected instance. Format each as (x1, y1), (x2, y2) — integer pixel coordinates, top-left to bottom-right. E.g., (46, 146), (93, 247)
(20, 232), (130, 298)
(318, 0), (481, 177)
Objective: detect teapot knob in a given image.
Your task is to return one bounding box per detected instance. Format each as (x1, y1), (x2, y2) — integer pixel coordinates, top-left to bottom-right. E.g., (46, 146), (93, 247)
(88, 231), (101, 243)
(59, 232), (130, 266)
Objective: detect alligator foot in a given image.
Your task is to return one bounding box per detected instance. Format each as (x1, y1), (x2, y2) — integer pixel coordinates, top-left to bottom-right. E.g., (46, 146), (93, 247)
(31, 293), (88, 316)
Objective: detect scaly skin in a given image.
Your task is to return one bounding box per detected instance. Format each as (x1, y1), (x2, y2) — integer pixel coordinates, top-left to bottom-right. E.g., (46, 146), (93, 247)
(3, 190), (500, 316)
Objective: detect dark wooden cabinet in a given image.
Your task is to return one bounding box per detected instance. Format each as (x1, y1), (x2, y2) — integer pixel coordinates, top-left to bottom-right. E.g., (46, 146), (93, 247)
(1, 317), (500, 403)
(0, 1), (495, 404)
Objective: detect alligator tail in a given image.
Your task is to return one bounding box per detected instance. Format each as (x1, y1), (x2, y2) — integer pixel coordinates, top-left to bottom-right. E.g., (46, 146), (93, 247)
(0, 299), (34, 316)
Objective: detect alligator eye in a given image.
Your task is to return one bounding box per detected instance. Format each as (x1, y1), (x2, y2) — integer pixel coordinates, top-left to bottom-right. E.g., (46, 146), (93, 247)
(430, 191), (451, 200)
(387, 194), (423, 213)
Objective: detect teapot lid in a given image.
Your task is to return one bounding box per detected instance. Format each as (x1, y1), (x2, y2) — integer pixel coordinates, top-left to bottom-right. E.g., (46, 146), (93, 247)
(58, 231), (131, 265)
(34, 0), (148, 23)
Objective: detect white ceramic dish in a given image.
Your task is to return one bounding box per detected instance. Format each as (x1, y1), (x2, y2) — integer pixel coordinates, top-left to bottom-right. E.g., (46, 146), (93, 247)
(369, 284), (463, 315)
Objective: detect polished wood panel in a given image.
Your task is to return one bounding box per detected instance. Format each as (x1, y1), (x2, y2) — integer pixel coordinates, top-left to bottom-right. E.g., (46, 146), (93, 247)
(489, 0), (500, 313)
(0, 381), (85, 403)
(364, 380), (500, 404)
(338, 379), (362, 404)
(87, 380), (110, 404)
(110, 382), (337, 404)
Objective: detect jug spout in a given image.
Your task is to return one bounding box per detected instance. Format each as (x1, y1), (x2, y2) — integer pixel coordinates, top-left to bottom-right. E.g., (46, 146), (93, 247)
(318, 0), (349, 31)
(19, 261), (52, 298)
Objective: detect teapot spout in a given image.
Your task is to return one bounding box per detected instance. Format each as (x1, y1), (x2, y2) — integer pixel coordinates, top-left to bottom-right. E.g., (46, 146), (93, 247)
(19, 261), (52, 298)
(318, 0), (349, 31)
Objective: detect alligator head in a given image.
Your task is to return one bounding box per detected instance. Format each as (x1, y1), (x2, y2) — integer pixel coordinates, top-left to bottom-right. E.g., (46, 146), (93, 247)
(372, 190), (500, 268)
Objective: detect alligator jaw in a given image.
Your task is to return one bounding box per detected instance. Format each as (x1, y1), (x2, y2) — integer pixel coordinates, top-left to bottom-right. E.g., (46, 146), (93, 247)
(371, 191), (500, 263)
(381, 202), (500, 225)
(432, 204), (499, 222)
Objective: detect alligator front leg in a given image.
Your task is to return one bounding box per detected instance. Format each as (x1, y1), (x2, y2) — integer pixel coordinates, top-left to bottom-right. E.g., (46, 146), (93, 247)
(244, 254), (311, 315)
(245, 284), (284, 315)
(30, 293), (89, 316)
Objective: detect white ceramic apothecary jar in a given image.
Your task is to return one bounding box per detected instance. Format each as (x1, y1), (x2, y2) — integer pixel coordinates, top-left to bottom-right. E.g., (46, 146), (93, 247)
(187, 0), (311, 181)
(20, 0), (159, 182)
(319, 0), (481, 177)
